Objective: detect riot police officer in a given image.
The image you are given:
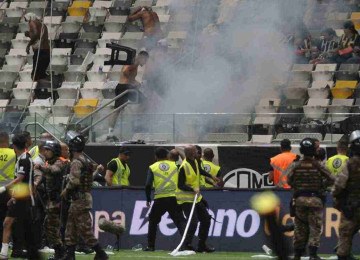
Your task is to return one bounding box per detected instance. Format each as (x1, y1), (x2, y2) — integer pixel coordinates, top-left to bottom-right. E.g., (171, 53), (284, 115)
(333, 130), (360, 260)
(287, 138), (335, 260)
(34, 140), (66, 259)
(60, 131), (108, 260)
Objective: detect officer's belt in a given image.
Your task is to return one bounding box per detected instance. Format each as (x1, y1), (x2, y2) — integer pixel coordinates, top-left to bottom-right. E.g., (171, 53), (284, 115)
(0, 157), (15, 181)
(154, 168), (177, 194)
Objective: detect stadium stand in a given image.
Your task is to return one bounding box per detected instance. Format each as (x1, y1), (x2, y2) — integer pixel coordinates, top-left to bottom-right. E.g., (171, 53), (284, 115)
(0, 0), (359, 144)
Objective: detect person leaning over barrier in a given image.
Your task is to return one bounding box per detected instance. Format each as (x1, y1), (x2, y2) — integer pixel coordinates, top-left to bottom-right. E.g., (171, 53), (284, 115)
(105, 147), (131, 187)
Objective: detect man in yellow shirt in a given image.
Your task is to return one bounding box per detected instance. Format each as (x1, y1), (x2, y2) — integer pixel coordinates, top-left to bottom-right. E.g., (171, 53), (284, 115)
(105, 147), (131, 186)
(0, 132), (15, 249)
(144, 147), (185, 251)
(326, 141), (349, 176)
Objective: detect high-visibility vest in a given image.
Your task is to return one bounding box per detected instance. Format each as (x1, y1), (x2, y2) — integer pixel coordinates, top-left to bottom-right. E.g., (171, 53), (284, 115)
(0, 148), (16, 182)
(270, 151), (297, 189)
(198, 159), (206, 187)
(326, 154), (349, 176)
(150, 160), (178, 200)
(201, 160), (220, 188)
(109, 158), (130, 186)
(29, 146), (39, 160)
(176, 159), (202, 204)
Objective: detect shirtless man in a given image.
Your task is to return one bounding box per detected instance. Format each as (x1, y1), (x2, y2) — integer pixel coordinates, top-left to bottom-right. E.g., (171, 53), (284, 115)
(128, 7), (163, 49)
(24, 13), (50, 81)
(115, 51), (149, 108)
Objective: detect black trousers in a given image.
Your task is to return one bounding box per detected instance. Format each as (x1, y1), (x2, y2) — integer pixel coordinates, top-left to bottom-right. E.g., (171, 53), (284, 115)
(181, 199), (211, 246)
(32, 49), (50, 81)
(148, 197), (185, 248)
(0, 191), (10, 249)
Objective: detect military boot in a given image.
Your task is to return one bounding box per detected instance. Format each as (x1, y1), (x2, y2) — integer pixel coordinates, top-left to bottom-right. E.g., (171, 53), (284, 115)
(309, 246), (322, 260)
(48, 245), (65, 260)
(93, 244), (108, 260)
(293, 248), (305, 260)
(61, 245), (75, 260)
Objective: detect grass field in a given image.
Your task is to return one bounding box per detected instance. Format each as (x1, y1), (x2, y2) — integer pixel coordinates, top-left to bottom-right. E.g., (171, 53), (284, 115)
(64, 250), (357, 259)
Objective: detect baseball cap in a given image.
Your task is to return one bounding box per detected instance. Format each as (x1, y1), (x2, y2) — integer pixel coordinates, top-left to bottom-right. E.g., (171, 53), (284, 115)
(119, 146), (132, 155)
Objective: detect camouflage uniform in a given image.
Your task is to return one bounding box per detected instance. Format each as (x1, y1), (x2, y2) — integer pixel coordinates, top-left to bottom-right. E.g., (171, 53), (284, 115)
(63, 154), (98, 247)
(287, 157), (334, 256)
(332, 157), (360, 258)
(41, 158), (67, 248)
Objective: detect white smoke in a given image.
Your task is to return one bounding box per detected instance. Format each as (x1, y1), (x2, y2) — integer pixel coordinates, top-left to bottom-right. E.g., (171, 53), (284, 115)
(144, 0), (308, 114)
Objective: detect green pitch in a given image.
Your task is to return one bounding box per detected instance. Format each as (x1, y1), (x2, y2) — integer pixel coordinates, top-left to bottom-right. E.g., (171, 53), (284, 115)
(63, 250), (353, 259)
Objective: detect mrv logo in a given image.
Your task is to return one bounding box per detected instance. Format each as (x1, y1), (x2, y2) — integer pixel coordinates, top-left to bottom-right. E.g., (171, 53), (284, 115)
(223, 168), (274, 189)
(130, 201), (260, 238)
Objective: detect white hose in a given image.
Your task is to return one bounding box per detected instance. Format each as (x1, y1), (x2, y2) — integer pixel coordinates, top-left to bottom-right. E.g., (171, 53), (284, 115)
(170, 194), (198, 256)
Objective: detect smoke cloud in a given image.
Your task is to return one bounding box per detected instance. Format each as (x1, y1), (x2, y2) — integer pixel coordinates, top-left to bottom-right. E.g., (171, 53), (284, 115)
(144, 0), (309, 114)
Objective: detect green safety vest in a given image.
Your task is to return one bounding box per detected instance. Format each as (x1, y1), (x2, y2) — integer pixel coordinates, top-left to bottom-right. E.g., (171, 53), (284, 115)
(29, 146), (39, 160)
(326, 154), (349, 176)
(150, 160), (178, 200)
(0, 148), (16, 182)
(109, 158), (130, 186)
(201, 160), (220, 188)
(176, 159), (202, 204)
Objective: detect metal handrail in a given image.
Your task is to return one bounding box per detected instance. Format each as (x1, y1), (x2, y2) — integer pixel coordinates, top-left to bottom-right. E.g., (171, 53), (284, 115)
(24, 122), (98, 164)
(80, 100), (132, 134)
(75, 88), (139, 126)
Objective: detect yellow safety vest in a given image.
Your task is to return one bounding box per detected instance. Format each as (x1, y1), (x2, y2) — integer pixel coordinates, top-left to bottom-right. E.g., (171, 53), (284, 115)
(150, 160), (178, 200)
(198, 159), (206, 187)
(109, 158), (130, 186)
(326, 154), (349, 176)
(201, 160), (220, 188)
(176, 159), (202, 204)
(0, 148), (16, 182)
(29, 146), (39, 160)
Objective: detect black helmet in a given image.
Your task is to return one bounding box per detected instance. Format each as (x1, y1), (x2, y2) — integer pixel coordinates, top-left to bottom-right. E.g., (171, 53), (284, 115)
(350, 130), (360, 155)
(300, 138), (316, 156)
(43, 140), (61, 157)
(65, 131), (85, 152)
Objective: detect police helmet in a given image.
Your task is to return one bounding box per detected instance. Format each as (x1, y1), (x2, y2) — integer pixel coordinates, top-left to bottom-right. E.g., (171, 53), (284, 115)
(299, 138), (316, 156)
(350, 130), (360, 155)
(43, 140), (61, 157)
(65, 131), (85, 152)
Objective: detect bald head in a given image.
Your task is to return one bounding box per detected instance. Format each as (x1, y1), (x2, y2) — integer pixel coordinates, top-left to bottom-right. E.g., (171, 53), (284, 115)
(203, 148), (214, 161)
(40, 132), (54, 141)
(60, 142), (69, 159)
(184, 145), (196, 160)
(169, 149), (180, 162)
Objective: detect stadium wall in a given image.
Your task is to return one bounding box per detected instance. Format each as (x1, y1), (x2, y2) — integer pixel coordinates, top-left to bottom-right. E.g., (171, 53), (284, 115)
(85, 144), (337, 188)
(91, 188), (357, 254)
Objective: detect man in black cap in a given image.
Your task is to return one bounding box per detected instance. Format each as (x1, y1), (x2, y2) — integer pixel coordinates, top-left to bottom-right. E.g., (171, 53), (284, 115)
(105, 147), (131, 186)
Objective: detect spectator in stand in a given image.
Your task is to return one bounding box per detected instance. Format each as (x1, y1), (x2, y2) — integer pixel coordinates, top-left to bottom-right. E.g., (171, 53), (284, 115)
(293, 28), (312, 64)
(310, 28), (338, 64)
(331, 21), (360, 64)
(128, 7), (163, 50)
(24, 13), (50, 82)
(115, 51), (149, 108)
